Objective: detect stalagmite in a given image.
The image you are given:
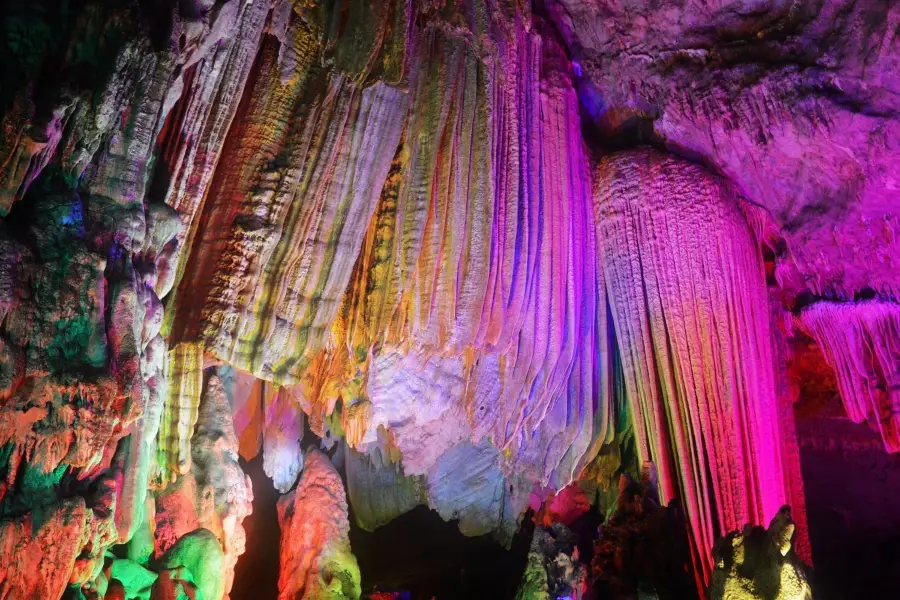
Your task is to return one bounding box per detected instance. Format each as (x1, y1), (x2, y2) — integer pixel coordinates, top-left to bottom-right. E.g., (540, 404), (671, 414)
(277, 449), (361, 600)
(595, 148), (803, 584)
(515, 524), (587, 600)
(154, 369), (252, 600)
(708, 507), (811, 600)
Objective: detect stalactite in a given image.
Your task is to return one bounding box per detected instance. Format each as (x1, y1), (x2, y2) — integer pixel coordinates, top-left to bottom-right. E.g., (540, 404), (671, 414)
(299, 9), (611, 535)
(344, 443), (423, 532)
(167, 8), (408, 384)
(798, 300), (900, 452)
(153, 343), (204, 487)
(262, 385), (305, 494)
(595, 148), (795, 585)
(153, 369), (253, 600)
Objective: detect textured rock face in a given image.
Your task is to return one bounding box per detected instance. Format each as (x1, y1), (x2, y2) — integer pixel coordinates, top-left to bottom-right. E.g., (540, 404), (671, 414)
(0, 0), (897, 597)
(0, 499), (87, 599)
(546, 0), (900, 300)
(595, 148), (807, 583)
(277, 449), (360, 600)
(708, 507), (811, 600)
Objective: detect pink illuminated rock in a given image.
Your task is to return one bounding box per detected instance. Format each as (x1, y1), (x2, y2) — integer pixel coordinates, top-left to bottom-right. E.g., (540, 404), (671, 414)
(799, 301), (900, 452)
(546, 0), (900, 301)
(595, 148), (805, 585)
(277, 449), (361, 600)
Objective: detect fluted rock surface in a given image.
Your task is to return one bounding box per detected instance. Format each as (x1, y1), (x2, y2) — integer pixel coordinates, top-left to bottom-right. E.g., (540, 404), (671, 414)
(295, 4), (615, 540)
(167, 8), (407, 383)
(595, 149), (806, 584)
(1, 0), (897, 596)
(798, 301), (900, 452)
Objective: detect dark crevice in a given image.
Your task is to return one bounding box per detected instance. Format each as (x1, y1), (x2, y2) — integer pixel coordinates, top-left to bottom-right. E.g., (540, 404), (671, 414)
(349, 504), (535, 600)
(231, 455), (281, 600)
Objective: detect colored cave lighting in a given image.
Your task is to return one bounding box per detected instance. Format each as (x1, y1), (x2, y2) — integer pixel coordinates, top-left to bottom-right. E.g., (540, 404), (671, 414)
(1, 0), (896, 598)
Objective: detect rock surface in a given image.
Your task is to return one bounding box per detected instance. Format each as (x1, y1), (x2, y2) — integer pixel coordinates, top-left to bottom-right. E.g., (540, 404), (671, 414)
(595, 148), (807, 583)
(708, 507), (811, 600)
(0, 0), (897, 596)
(277, 449), (360, 600)
(546, 0), (900, 301)
(515, 523), (588, 600)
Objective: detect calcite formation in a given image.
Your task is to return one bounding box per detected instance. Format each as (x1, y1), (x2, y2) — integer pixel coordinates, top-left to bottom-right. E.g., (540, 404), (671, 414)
(0, 499), (87, 599)
(798, 301), (900, 452)
(544, 0), (900, 300)
(0, 0), (897, 598)
(277, 449), (360, 600)
(708, 507), (811, 600)
(594, 149), (807, 583)
(154, 369), (252, 598)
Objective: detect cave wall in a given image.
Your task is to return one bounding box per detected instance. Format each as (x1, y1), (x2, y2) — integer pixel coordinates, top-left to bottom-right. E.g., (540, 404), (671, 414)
(0, 0), (897, 599)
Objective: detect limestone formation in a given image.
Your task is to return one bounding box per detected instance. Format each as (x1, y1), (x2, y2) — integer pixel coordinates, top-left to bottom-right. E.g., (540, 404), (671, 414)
(277, 449), (360, 600)
(799, 301), (900, 452)
(595, 149), (807, 583)
(591, 471), (696, 599)
(708, 507), (812, 600)
(154, 370), (252, 599)
(545, 0), (900, 300)
(0, 0), (898, 597)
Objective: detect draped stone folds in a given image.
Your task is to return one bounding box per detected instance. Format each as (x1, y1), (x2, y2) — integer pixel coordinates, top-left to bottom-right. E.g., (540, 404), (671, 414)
(168, 9), (408, 383)
(153, 343), (204, 486)
(298, 6), (613, 535)
(594, 149), (802, 585)
(0, 0), (864, 595)
(799, 301), (900, 453)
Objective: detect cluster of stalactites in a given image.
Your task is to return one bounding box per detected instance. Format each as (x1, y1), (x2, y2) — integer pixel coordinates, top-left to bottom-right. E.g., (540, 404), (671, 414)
(798, 300), (900, 452)
(594, 149), (800, 586)
(299, 2), (616, 529)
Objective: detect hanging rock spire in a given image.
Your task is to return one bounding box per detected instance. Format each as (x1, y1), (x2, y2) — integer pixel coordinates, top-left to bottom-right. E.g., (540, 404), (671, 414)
(594, 148), (804, 585)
